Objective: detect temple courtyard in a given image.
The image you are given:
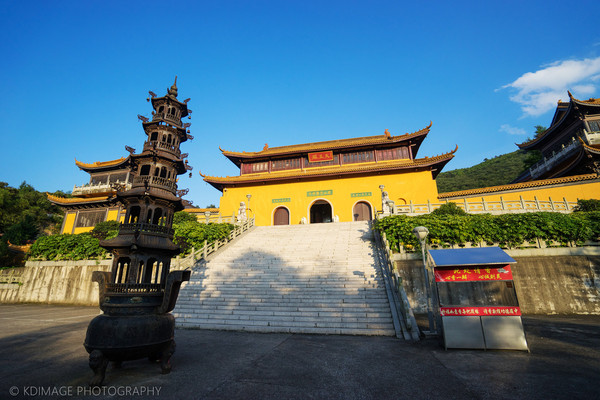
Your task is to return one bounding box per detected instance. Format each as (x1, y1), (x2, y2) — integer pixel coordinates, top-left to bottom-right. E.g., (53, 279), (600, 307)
(0, 304), (598, 399)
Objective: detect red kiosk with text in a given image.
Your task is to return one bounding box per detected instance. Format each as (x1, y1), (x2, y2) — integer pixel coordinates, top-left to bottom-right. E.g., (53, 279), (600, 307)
(428, 247), (528, 351)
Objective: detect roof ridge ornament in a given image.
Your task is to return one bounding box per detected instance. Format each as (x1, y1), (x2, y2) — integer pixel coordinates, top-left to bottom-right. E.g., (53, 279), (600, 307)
(384, 129), (391, 138)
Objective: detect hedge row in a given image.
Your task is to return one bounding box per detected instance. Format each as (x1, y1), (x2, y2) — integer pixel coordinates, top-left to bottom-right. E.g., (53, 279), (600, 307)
(28, 217), (235, 261)
(28, 233), (107, 260)
(374, 211), (600, 252)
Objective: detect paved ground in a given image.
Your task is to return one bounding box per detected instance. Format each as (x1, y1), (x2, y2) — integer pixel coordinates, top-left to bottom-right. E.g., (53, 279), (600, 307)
(0, 304), (598, 399)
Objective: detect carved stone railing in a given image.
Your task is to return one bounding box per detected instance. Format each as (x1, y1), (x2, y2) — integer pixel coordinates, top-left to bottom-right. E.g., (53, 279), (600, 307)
(372, 227), (419, 341)
(171, 217), (255, 270)
(378, 196), (577, 217)
(529, 138), (580, 179)
(118, 222), (174, 236)
(132, 175), (177, 192)
(73, 182), (131, 196)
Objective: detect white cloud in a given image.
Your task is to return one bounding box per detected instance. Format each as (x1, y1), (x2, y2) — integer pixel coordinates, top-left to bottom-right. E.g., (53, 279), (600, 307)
(499, 57), (600, 117)
(499, 124), (527, 136)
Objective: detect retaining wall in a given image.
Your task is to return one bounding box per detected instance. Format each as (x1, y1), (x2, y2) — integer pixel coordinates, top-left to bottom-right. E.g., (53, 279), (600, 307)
(395, 249), (600, 315)
(0, 260), (112, 306)
(2, 250), (600, 313)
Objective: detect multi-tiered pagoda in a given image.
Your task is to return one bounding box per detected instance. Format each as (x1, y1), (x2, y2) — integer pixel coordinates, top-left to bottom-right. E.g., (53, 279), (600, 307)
(514, 92), (600, 182)
(84, 78), (192, 386)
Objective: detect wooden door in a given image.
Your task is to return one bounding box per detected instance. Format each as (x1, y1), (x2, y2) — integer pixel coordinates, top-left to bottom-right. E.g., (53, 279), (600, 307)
(353, 202), (372, 221)
(273, 207), (290, 225)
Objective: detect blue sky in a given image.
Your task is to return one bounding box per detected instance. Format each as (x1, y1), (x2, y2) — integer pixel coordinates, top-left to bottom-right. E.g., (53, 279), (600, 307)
(2, 0), (600, 207)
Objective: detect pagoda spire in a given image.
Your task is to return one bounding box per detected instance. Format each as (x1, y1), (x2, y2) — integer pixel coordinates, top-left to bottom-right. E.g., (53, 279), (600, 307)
(168, 76), (178, 98)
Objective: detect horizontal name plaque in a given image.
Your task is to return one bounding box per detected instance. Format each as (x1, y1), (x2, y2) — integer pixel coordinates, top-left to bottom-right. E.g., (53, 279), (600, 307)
(307, 190), (332, 197)
(308, 151), (333, 163)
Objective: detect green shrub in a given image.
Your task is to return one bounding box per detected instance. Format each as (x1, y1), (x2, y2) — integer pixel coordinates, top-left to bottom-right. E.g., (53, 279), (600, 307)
(90, 220), (120, 240)
(375, 211), (600, 252)
(28, 233), (107, 260)
(174, 221), (234, 255)
(432, 202), (468, 216)
(573, 199), (600, 212)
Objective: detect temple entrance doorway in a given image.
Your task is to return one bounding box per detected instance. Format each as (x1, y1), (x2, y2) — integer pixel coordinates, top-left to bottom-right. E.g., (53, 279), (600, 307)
(310, 200), (332, 223)
(273, 207), (290, 225)
(353, 201), (372, 221)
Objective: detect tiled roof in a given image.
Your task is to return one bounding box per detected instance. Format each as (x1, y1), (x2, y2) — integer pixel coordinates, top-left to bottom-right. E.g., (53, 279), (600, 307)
(219, 123), (432, 158)
(581, 140), (600, 155)
(202, 146), (456, 189)
(438, 173), (599, 199)
(75, 157), (129, 170)
(47, 194), (111, 204)
(518, 93), (600, 149)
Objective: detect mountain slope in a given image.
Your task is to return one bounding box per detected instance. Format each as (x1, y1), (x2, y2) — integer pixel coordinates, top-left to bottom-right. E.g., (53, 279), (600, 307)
(436, 150), (540, 193)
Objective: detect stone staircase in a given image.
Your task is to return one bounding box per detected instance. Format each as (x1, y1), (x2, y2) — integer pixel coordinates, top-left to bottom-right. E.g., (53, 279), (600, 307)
(173, 221), (396, 336)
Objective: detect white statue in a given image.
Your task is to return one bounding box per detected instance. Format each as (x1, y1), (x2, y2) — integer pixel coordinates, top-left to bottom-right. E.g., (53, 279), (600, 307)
(237, 201), (247, 223)
(382, 191), (395, 215)
(300, 217), (307, 224)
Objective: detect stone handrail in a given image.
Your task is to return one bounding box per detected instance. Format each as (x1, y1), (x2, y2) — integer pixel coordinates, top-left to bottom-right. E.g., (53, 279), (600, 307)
(0, 269), (23, 285)
(171, 217), (255, 270)
(372, 226), (420, 341)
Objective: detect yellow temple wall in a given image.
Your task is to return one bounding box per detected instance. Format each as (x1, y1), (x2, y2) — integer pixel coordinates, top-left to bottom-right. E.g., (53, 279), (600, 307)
(218, 170), (439, 226)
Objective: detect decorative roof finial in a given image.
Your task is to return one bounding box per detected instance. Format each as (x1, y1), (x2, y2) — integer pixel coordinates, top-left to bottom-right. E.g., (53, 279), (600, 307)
(384, 129), (391, 138)
(168, 76), (178, 98)
(567, 90), (574, 99)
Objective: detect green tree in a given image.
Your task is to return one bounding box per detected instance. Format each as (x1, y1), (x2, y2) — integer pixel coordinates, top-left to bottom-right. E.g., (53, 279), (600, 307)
(432, 202), (468, 216)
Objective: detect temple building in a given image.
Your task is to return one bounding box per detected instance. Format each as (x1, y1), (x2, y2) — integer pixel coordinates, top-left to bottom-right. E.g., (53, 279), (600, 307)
(201, 123), (457, 226)
(513, 92), (600, 183)
(48, 157), (133, 234)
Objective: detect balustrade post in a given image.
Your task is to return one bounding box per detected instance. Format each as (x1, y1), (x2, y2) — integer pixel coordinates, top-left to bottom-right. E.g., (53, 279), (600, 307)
(500, 196), (505, 211)
(409, 200), (413, 213)
(203, 240), (208, 259)
(549, 196), (555, 211)
(563, 197), (569, 211)
(534, 196), (540, 211)
(427, 199), (431, 213)
(482, 197), (487, 212)
(520, 195), (525, 210)
(464, 198), (468, 212)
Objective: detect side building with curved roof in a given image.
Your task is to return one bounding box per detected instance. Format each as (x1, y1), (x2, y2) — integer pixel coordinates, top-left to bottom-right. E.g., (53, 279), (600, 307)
(514, 92), (600, 182)
(48, 156), (133, 234)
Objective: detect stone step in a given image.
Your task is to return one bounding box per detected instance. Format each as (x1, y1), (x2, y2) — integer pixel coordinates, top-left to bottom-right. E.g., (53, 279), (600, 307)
(173, 222), (395, 336)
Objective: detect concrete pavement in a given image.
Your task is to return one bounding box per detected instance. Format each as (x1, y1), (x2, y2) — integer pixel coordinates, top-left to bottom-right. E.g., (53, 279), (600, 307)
(0, 304), (598, 399)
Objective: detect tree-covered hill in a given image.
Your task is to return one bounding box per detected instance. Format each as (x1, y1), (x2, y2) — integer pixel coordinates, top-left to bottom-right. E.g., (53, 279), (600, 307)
(0, 182), (65, 267)
(436, 150), (541, 193)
